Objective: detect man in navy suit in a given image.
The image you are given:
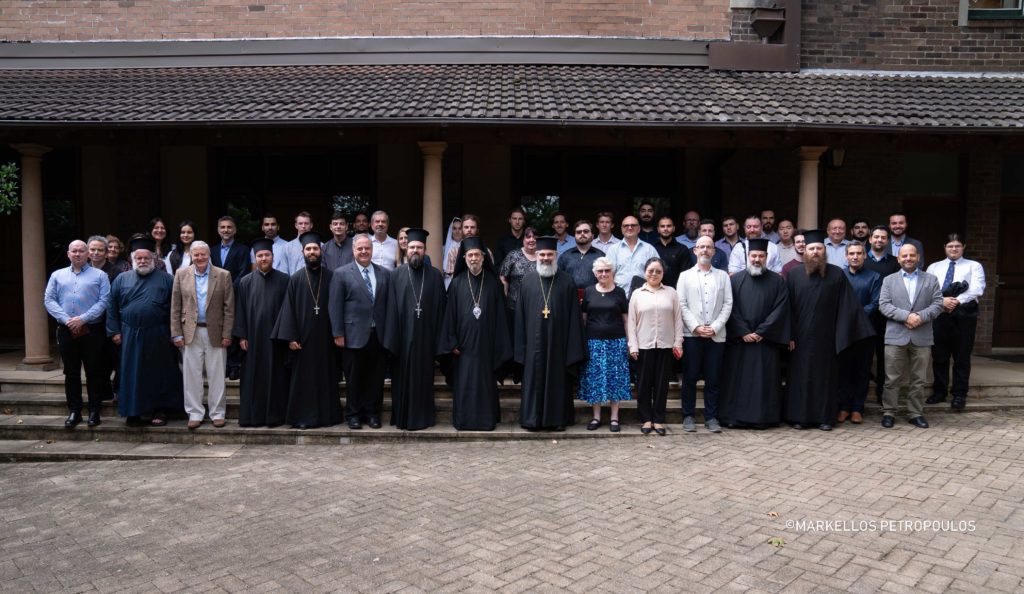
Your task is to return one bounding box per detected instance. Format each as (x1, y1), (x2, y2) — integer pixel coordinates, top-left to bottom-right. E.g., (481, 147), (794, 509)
(211, 215), (249, 380)
(329, 234), (390, 429)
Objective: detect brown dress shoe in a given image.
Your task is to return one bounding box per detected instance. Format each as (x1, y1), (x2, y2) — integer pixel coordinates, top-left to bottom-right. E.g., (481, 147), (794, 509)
(836, 411), (850, 423)
(187, 420), (202, 430)
(850, 412), (863, 424)
(212, 419), (226, 428)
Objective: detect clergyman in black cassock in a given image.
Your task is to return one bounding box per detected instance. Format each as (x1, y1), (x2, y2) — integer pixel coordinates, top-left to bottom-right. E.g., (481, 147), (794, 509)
(233, 239), (290, 427)
(514, 237), (587, 430)
(270, 232), (343, 429)
(719, 240), (790, 428)
(783, 231), (875, 430)
(383, 229), (446, 431)
(439, 237), (513, 430)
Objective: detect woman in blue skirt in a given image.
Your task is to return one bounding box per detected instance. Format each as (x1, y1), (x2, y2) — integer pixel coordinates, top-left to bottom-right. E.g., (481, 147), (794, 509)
(579, 256), (632, 432)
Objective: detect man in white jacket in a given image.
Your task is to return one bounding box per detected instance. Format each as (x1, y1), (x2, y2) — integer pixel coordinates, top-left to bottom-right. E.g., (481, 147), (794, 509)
(678, 236), (733, 433)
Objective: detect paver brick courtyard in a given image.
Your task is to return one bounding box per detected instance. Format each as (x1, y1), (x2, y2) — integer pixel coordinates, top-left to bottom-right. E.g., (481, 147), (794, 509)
(2, 409), (1023, 593)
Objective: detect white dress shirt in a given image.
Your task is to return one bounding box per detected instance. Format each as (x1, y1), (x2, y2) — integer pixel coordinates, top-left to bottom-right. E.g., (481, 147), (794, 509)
(926, 257), (986, 304)
(371, 235), (398, 270)
(677, 265), (733, 342)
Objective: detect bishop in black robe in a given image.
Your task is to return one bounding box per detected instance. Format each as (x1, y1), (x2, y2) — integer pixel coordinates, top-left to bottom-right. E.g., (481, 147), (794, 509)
(383, 229), (446, 431)
(784, 259), (875, 429)
(270, 233), (342, 428)
(514, 259), (587, 430)
(719, 268), (790, 427)
(106, 259), (184, 419)
(439, 238), (513, 431)
(233, 246), (290, 427)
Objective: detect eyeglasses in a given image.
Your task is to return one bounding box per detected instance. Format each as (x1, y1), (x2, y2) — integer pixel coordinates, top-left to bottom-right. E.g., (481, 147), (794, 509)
(595, 269), (612, 274)
(622, 224), (639, 228)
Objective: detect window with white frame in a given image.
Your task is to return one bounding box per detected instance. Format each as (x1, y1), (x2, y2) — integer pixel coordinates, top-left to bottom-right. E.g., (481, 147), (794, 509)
(960, 0), (1024, 24)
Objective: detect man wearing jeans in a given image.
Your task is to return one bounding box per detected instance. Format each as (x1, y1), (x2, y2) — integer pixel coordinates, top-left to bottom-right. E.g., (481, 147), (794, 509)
(677, 236), (733, 433)
(44, 240), (111, 429)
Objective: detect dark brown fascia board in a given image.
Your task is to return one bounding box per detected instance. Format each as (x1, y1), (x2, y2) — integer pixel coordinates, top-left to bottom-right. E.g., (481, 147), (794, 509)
(0, 37), (709, 69)
(1, 119), (1019, 135)
(708, 0), (800, 72)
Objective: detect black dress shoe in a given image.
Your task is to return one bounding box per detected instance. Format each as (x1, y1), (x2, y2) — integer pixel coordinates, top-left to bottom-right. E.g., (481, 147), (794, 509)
(791, 423), (804, 430)
(64, 412), (82, 429)
(228, 367), (240, 381)
(292, 423), (309, 430)
(881, 415), (895, 428)
(654, 426), (666, 436)
(818, 424), (832, 432)
(926, 394), (946, 405)
(368, 417), (382, 429)
(87, 411), (101, 427)
(641, 425), (652, 435)
(909, 416), (929, 429)
(347, 418), (362, 429)
(951, 396), (966, 411)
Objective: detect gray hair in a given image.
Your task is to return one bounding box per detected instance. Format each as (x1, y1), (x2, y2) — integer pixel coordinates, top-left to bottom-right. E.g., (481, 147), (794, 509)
(591, 256), (613, 272)
(86, 235), (108, 249)
(189, 240), (211, 255)
(370, 210), (389, 223)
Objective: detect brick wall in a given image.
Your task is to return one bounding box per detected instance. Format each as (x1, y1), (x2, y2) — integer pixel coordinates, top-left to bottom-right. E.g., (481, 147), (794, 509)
(0, 0), (731, 41)
(801, 0), (1024, 71)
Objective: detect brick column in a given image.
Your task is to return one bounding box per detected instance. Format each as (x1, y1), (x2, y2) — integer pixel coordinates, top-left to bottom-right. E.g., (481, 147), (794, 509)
(964, 153), (1001, 354)
(797, 146), (827, 230)
(418, 141), (447, 265)
(11, 143), (57, 369)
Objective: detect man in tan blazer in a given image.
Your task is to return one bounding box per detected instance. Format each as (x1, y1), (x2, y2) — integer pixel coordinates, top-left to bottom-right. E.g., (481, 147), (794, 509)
(171, 240), (234, 429)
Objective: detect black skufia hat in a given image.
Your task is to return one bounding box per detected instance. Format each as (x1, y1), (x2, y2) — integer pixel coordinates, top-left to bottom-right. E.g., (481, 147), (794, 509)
(406, 228), (429, 244)
(251, 238), (275, 254)
(299, 232), (322, 247)
(747, 238), (770, 253)
(535, 236), (558, 252)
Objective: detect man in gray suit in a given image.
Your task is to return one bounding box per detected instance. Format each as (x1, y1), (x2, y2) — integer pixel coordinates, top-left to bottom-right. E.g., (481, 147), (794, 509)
(878, 244), (944, 429)
(329, 234), (390, 430)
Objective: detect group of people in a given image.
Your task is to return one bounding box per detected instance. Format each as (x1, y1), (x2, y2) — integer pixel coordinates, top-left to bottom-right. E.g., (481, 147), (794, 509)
(43, 204), (985, 434)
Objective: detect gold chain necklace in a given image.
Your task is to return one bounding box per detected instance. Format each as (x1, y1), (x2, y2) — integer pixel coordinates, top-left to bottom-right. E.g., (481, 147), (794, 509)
(540, 275), (555, 319)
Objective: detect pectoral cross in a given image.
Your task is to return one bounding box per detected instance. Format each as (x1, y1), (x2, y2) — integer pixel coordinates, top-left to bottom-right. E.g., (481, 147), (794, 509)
(542, 306), (550, 319)
(415, 305), (422, 319)
(314, 305), (320, 316)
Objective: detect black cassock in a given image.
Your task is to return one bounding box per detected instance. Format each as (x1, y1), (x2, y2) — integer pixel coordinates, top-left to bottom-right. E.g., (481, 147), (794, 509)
(719, 270), (790, 426)
(514, 271), (587, 429)
(439, 269), (513, 430)
(383, 263), (446, 431)
(233, 268), (290, 427)
(270, 265), (342, 428)
(784, 264), (875, 425)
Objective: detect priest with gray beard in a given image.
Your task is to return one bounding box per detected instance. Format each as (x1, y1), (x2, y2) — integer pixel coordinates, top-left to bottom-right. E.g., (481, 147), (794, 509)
(718, 239), (790, 428)
(513, 236), (587, 431)
(106, 236), (183, 426)
(383, 228), (446, 431)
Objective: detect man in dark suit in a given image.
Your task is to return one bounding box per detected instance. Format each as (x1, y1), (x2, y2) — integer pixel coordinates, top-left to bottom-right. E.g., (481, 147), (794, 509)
(329, 234), (390, 429)
(211, 215), (249, 380)
(878, 244), (944, 429)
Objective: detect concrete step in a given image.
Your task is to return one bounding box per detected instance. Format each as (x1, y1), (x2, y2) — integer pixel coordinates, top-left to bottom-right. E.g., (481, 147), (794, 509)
(2, 397), (1020, 446)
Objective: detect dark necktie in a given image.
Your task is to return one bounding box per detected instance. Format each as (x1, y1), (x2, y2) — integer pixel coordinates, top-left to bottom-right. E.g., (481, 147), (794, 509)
(363, 267), (374, 299)
(943, 260), (955, 290)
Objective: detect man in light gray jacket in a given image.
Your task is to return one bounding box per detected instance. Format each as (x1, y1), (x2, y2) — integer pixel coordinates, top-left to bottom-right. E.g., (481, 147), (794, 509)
(678, 236), (733, 433)
(878, 244), (944, 429)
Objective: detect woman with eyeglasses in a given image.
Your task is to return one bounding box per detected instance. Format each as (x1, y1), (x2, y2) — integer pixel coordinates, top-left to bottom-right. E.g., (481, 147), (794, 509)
(578, 256), (631, 432)
(627, 257), (683, 435)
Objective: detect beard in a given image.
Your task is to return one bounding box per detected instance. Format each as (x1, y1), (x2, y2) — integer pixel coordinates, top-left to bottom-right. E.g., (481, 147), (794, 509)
(133, 262), (154, 276)
(697, 256), (712, 266)
(748, 264), (764, 276)
(467, 262), (483, 276)
(804, 255), (827, 276)
(304, 254), (321, 269)
(687, 228), (699, 240)
(537, 262), (557, 278)
(408, 253), (423, 269)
